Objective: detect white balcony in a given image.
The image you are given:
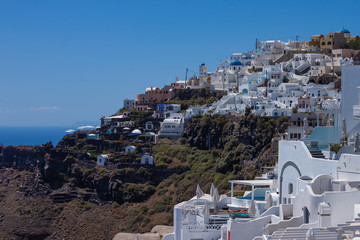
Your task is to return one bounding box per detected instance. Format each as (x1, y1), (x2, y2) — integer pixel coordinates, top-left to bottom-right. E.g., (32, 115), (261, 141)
(354, 105), (360, 120)
(185, 224), (222, 232)
(321, 99), (340, 112)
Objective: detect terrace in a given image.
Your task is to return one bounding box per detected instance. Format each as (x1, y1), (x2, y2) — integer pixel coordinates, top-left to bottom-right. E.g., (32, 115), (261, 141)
(227, 179), (274, 217)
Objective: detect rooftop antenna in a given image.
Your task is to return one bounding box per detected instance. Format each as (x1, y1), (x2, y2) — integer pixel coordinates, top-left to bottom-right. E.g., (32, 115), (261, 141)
(255, 38), (258, 50)
(185, 68), (188, 89)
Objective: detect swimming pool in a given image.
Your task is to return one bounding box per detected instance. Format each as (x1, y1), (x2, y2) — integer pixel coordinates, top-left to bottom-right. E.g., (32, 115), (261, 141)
(236, 196), (265, 201)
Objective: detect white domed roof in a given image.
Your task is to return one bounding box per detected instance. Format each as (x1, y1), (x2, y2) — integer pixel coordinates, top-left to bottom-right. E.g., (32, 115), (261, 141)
(131, 129), (141, 134)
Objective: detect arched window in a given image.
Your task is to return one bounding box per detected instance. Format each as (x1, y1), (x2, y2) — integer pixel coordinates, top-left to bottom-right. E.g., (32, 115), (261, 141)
(288, 183), (293, 194)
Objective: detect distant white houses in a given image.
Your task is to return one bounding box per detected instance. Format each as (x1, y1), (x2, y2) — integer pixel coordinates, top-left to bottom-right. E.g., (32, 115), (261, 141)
(101, 113), (134, 128)
(158, 114), (185, 139)
(141, 154), (153, 165)
(145, 121), (154, 130)
(185, 106), (208, 119)
(125, 145), (136, 153)
(153, 103), (181, 119)
(123, 98), (135, 110)
(97, 154), (109, 166)
(162, 66), (360, 240)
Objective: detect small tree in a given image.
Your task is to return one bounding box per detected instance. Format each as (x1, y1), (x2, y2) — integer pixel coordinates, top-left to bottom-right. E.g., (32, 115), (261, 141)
(245, 106), (252, 116)
(330, 143), (342, 154)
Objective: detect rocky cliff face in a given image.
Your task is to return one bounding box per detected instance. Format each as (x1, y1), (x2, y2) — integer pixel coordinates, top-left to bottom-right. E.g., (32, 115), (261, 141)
(0, 143), (170, 239)
(0, 143), (168, 204)
(0, 145), (42, 170)
(0, 144), (74, 188)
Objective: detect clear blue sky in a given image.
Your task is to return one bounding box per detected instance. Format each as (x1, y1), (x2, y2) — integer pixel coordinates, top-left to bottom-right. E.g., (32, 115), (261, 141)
(1, 0), (359, 126)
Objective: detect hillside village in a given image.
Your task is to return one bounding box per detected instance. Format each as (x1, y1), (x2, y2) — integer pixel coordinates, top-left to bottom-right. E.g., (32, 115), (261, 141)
(4, 28), (360, 240)
(84, 28), (360, 166)
(105, 27), (360, 240)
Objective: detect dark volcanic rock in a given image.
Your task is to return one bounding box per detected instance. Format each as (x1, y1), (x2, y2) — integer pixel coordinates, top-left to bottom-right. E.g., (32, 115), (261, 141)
(0, 145), (39, 170)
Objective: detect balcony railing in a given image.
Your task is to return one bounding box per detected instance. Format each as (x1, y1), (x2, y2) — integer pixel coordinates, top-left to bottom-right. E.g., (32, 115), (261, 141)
(321, 100), (340, 111)
(354, 105), (360, 120)
(185, 224), (222, 232)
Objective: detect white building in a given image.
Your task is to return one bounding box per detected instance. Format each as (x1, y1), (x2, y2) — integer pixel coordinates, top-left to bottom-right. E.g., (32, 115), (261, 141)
(153, 104), (181, 119)
(123, 98), (135, 110)
(226, 60), (244, 92)
(282, 53), (331, 77)
(145, 121), (154, 130)
(162, 66), (360, 240)
(230, 52), (254, 66)
(164, 140), (360, 240)
(97, 154), (109, 166)
(158, 114), (185, 139)
(125, 145), (136, 153)
(185, 106), (208, 119)
(141, 154), (153, 165)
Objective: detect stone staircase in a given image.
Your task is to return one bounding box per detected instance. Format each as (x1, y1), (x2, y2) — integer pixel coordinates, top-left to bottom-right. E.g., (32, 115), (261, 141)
(274, 52), (294, 64)
(268, 228), (337, 240)
(298, 65), (311, 75)
(50, 192), (79, 203)
(295, 62), (310, 75)
(309, 149), (325, 159)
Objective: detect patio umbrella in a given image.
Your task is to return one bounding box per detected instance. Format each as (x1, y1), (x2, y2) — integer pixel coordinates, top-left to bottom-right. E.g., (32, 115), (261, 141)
(196, 185), (204, 198)
(248, 200), (256, 218)
(129, 129), (142, 136)
(212, 188), (219, 203)
(65, 129), (75, 133)
(210, 183), (215, 196)
(77, 125), (96, 130)
(202, 201), (210, 216)
(265, 193), (273, 210)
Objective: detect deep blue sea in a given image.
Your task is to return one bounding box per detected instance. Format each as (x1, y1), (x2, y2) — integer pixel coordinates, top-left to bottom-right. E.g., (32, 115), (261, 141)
(0, 126), (70, 146)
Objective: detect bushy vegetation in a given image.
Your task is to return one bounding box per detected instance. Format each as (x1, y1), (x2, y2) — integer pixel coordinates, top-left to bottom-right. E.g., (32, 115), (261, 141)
(151, 113), (288, 202)
(346, 37), (360, 50)
(54, 104), (288, 233)
(167, 88), (225, 109)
